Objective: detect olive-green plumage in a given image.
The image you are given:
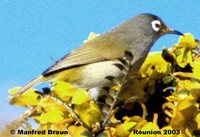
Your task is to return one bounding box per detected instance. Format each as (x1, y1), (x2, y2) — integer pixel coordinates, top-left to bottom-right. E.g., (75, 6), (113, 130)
(15, 13), (183, 98)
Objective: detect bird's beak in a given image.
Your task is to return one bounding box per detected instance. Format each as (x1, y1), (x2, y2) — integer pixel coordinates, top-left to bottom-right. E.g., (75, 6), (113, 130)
(163, 27), (184, 36)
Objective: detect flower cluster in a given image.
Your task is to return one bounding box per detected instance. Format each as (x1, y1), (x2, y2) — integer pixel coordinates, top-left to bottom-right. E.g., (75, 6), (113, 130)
(5, 33), (200, 137)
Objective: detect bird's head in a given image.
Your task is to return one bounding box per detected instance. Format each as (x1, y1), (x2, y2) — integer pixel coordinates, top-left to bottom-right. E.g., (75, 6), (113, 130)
(127, 13), (184, 41)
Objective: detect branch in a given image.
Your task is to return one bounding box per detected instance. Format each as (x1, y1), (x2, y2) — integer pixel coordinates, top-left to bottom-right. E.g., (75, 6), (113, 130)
(102, 51), (133, 128)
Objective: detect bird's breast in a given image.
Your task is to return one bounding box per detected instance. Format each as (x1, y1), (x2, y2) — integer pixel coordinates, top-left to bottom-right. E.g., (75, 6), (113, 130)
(127, 40), (153, 74)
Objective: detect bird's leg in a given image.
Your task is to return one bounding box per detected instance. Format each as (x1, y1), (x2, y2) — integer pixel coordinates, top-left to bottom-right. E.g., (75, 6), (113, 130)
(101, 50), (133, 128)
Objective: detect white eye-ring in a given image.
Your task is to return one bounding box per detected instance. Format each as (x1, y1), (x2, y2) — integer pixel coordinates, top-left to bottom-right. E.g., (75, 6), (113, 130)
(151, 20), (161, 32)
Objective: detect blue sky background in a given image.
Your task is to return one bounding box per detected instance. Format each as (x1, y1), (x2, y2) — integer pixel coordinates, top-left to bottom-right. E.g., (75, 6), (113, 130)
(0, 1), (199, 129)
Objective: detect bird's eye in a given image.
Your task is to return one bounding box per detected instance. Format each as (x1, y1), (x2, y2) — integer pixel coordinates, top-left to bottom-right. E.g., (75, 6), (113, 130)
(151, 20), (161, 32)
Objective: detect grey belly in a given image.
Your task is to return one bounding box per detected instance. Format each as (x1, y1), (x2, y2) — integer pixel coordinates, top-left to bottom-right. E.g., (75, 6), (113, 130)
(73, 60), (124, 89)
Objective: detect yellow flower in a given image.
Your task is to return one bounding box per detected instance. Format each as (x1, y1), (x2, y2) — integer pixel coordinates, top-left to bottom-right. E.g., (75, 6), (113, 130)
(178, 33), (197, 49)
(84, 32), (100, 43)
(74, 102), (102, 128)
(138, 52), (171, 79)
(34, 108), (64, 124)
(9, 87), (39, 107)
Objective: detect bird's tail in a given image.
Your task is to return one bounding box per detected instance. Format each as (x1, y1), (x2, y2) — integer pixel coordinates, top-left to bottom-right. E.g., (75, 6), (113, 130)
(14, 75), (46, 96)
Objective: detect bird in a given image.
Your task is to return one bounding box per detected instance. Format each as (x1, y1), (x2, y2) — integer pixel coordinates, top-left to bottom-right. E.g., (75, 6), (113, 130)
(15, 13), (183, 100)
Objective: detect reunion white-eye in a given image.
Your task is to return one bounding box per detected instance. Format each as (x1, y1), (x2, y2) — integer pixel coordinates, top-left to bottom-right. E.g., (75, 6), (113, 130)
(15, 13), (183, 100)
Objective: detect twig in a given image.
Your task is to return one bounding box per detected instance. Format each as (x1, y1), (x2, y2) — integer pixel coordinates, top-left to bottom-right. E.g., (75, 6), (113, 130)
(49, 95), (83, 126)
(170, 73), (190, 91)
(172, 72), (200, 83)
(0, 105), (38, 136)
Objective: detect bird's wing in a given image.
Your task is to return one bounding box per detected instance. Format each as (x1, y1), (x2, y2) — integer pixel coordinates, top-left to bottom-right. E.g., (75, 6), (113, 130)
(42, 34), (128, 76)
